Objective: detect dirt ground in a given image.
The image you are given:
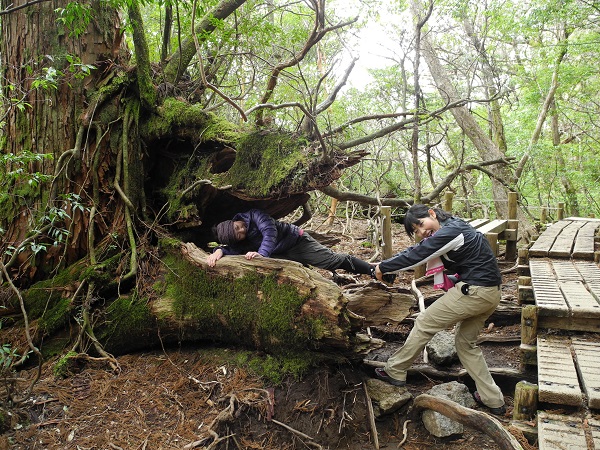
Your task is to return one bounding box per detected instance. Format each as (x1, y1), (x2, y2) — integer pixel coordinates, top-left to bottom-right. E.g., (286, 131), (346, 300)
(2, 215), (533, 450)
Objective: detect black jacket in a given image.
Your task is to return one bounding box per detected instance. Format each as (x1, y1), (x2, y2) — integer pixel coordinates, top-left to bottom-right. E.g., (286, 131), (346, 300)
(379, 217), (502, 286)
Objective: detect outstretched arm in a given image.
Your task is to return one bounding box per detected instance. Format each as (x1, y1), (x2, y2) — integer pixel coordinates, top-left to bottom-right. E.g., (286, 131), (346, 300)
(206, 248), (224, 267)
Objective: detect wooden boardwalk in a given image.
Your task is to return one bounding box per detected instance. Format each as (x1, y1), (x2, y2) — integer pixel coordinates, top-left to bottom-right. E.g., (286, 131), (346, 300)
(519, 217), (600, 450)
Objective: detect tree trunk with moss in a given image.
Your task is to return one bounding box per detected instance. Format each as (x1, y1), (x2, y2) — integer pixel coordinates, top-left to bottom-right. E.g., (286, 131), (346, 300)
(15, 242), (403, 362)
(0, 0), (375, 367)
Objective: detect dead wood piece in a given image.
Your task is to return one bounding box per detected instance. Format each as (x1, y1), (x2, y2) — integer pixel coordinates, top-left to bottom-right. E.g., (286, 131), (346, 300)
(344, 282), (414, 326)
(399, 419), (411, 447)
(413, 394), (524, 450)
(272, 419), (323, 449)
(362, 382), (379, 450)
(362, 360), (535, 383)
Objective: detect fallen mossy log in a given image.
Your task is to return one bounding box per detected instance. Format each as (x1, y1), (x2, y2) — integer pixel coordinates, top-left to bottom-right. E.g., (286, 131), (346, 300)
(101, 243), (390, 358)
(16, 242), (400, 360)
(413, 394), (524, 450)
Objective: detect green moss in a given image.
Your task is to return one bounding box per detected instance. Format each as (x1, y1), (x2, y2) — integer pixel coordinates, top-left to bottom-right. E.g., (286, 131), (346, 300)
(165, 256), (326, 353)
(38, 297), (72, 336)
(41, 336), (71, 359)
(202, 347), (322, 385)
(213, 131), (309, 197)
(97, 294), (155, 353)
(141, 98), (241, 142)
(158, 237), (182, 249)
(53, 351), (78, 378)
(20, 265), (82, 319)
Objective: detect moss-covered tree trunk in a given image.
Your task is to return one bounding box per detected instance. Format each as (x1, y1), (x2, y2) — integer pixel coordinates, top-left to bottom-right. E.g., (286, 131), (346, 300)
(16, 242), (412, 361)
(0, 0), (375, 366)
(0, 0), (127, 278)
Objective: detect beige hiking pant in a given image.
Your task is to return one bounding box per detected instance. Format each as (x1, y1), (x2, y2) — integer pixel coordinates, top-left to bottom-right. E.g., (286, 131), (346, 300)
(384, 282), (505, 408)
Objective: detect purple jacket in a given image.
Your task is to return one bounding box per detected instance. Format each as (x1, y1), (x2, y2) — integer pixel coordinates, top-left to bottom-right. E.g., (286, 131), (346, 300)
(218, 209), (301, 257)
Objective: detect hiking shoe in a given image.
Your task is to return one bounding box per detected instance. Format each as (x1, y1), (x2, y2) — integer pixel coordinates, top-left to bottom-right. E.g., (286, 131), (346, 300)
(374, 368), (406, 387)
(369, 268), (397, 284)
(473, 391), (506, 415)
(382, 273), (396, 284)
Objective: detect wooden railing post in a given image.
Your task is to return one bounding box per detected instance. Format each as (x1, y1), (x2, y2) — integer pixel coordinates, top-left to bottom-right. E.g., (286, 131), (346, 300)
(380, 206), (393, 259)
(443, 191), (454, 212)
(557, 202), (565, 220)
(508, 192), (517, 220)
(541, 207), (548, 223)
(505, 192), (518, 261)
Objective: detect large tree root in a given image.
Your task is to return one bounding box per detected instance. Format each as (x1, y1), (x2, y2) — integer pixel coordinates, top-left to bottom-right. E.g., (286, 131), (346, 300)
(413, 394), (523, 450)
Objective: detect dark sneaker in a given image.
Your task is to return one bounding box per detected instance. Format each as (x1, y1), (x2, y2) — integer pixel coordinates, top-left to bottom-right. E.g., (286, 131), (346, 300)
(374, 368), (406, 387)
(369, 268), (397, 284)
(382, 273), (396, 284)
(473, 391), (506, 415)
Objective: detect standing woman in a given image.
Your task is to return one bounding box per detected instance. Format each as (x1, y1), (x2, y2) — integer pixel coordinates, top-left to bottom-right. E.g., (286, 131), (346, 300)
(373, 204), (506, 415)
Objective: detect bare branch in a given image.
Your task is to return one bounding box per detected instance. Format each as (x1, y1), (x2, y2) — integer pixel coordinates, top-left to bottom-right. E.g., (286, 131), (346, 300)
(191, 0), (247, 121)
(335, 98), (472, 150)
(320, 158), (514, 206)
(315, 58), (357, 115)
(0, 0), (49, 16)
(255, 0), (358, 125)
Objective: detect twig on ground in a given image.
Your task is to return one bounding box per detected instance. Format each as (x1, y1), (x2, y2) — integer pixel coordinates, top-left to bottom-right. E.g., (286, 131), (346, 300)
(398, 419), (411, 447)
(272, 419), (323, 449)
(363, 382), (379, 449)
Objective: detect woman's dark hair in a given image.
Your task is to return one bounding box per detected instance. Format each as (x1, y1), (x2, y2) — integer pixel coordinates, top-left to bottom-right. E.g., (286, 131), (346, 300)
(403, 204), (453, 237)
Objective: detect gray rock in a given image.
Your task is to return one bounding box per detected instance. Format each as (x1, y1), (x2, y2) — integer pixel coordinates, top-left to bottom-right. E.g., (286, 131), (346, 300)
(421, 382), (475, 437)
(426, 330), (458, 366)
(366, 378), (412, 417)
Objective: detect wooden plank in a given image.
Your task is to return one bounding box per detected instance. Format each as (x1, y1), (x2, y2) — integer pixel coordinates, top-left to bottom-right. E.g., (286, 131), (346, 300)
(539, 316), (600, 333)
(552, 261), (582, 281)
(574, 262), (600, 284)
(476, 219), (507, 234)
(559, 280), (600, 317)
(588, 283), (600, 304)
(467, 218), (490, 228)
(572, 221), (598, 260)
(572, 339), (600, 410)
(537, 337), (582, 407)
(533, 279), (569, 317)
(530, 259), (555, 279)
(538, 412), (588, 450)
(549, 221), (586, 258)
(530, 220), (572, 257)
(589, 418), (600, 449)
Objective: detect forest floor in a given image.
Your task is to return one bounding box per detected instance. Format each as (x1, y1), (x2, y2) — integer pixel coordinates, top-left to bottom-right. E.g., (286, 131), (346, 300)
(2, 215), (535, 450)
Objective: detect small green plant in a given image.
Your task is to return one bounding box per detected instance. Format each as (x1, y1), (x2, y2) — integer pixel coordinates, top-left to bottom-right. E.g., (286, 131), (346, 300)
(0, 343), (19, 371)
(0, 317), (20, 375)
(55, 2), (92, 38)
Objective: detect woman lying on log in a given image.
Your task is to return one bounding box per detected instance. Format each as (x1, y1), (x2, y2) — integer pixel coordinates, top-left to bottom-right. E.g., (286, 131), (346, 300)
(206, 208), (378, 278)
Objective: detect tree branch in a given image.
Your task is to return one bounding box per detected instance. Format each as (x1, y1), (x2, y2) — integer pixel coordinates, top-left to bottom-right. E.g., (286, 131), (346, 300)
(0, 0), (49, 16)
(255, 0), (357, 125)
(320, 158), (513, 206)
(163, 0), (247, 84)
(413, 394), (523, 450)
(336, 98), (471, 150)
(191, 0), (247, 121)
(128, 1), (156, 110)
